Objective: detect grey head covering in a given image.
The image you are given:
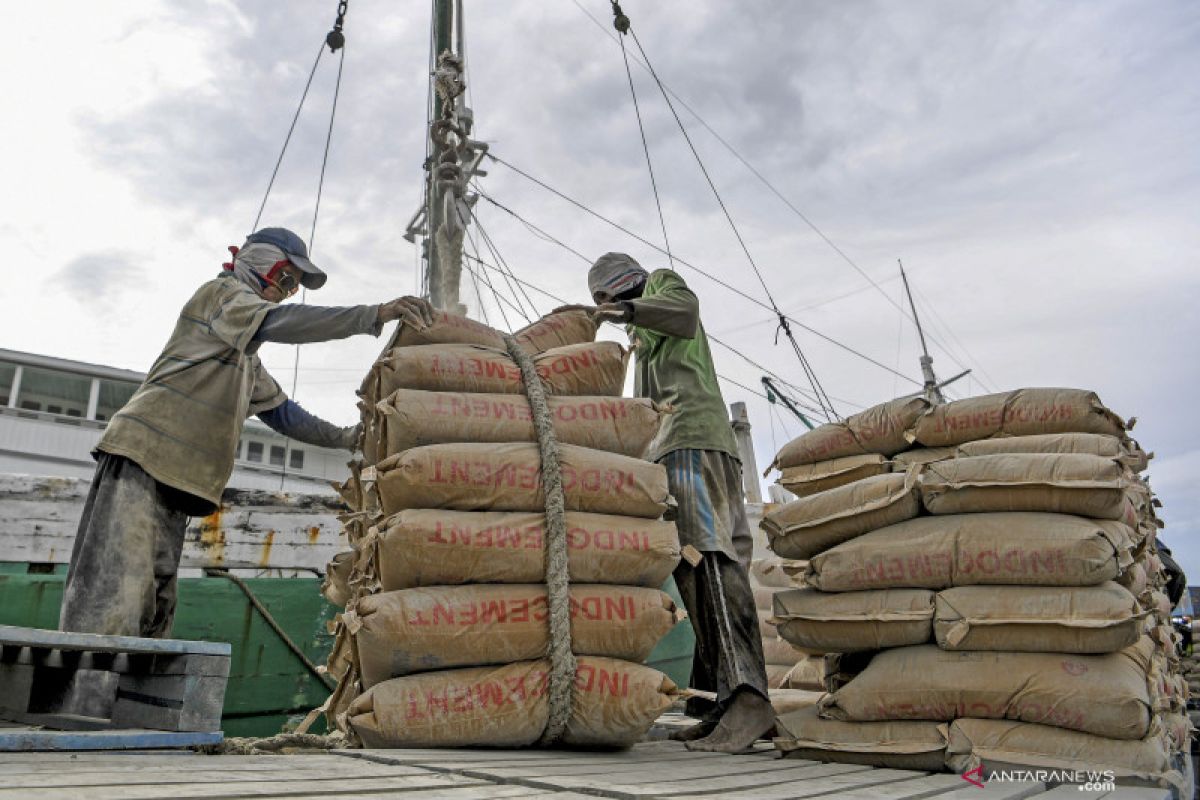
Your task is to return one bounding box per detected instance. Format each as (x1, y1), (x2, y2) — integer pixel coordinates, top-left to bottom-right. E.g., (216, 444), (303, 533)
(588, 252), (649, 300)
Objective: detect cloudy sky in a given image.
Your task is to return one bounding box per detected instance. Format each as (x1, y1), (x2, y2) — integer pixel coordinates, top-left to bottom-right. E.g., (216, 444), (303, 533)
(2, 1), (1197, 575)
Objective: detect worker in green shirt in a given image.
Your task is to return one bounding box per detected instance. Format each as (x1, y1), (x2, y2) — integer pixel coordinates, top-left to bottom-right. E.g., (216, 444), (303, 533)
(561, 252), (773, 753)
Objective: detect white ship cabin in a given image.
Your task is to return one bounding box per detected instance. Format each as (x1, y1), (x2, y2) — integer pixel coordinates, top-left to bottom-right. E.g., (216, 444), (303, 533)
(0, 348), (349, 494)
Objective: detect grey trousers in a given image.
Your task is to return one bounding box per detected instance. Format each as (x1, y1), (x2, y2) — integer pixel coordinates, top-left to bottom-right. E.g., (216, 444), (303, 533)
(60, 453), (190, 638)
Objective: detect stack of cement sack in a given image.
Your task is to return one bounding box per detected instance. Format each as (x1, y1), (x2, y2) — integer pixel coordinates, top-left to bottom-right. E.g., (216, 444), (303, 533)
(319, 308), (684, 748)
(761, 388), (1192, 792)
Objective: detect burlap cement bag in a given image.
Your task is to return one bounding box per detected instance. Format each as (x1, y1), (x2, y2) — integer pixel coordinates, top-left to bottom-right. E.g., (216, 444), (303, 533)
(347, 656), (675, 748)
(920, 453), (1129, 520)
(820, 643), (1152, 739)
(804, 512), (1133, 592)
(352, 584), (680, 686)
(376, 443), (671, 518)
(945, 718), (1181, 790)
(389, 308), (597, 353)
(772, 587), (934, 653)
(757, 609), (776, 639)
(763, 470), (921, 561)
(320, 550), (354, 608)
(934, 582), (1145, 653)
(375, 509), (680, 590)
(368, 341), (628, 402)
(957, 432), (1150, 472)
(768, 689), (824, 717)
(765, 664), (792, 689)
(776, 706), (948, 772)
(752, 585), (775, 612)
(891, 446), (956, 467)
(762, 635), (803, 666)
(770, 396), (930, 468)
(376, 390), (665, 460)
(750, 557), (796, 588)
(781, 655), (828, 691)
(777, 454), (891, 497)
(910, 388), (1127, 448)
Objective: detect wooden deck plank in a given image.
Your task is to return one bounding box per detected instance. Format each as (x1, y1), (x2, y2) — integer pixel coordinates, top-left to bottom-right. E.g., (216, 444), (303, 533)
(1034, 788), (1169, 799)
(460, 753), (803, 780)
(528, 762), (872, 798)
(279, 789), (557, 800)
(0, 758), (418, 776)
(791, 772), (970, 799)
(926, 781), (1048, 799)
(681, 767), (938, 799)
(0, 773), (484, 800)
(0, 624), (229, 656)
(0, 728), (222, 751)
(341, 747), (733, 767)
(0, 765), (435, 788)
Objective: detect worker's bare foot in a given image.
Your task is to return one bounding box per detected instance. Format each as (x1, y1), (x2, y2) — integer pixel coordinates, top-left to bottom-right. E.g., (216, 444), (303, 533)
(684, 690), (774, 753)
(669, 716), (719, 742)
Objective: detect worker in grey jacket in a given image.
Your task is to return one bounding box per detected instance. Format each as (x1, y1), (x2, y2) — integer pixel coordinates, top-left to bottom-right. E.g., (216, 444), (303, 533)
(60, 227), (431, 639)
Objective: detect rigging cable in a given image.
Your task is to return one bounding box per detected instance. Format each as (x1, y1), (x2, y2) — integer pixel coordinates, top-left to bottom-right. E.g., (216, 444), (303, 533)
(610, 1), (673, 269)
(474, 176), (919, 390)
(572, 0), (986, 389)
(621, 18), (838, 420)
(464, 227), (516, 330)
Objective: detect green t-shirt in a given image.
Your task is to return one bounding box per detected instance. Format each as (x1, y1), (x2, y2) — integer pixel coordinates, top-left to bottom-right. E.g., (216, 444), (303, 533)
(627, 269), (739, 461)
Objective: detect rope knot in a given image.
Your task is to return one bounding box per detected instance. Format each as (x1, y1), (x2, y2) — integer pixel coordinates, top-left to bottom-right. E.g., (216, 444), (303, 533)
(774, 313), (791, 345)
(610, 0), (630, 34)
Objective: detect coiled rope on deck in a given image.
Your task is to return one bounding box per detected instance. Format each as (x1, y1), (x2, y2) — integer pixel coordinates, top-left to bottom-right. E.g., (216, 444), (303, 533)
(503, 334), (575, 746)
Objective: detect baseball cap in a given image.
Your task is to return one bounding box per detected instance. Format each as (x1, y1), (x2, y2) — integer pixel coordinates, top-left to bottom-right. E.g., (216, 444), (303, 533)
(244, 227), (327, 289)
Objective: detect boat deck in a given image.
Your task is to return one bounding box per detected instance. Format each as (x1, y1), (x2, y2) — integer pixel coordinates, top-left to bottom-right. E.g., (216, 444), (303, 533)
(0, 740), (1171, 800)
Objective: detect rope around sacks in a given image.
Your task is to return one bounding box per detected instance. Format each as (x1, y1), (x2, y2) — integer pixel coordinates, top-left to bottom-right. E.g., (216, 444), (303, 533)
(503, 334), (576, 746)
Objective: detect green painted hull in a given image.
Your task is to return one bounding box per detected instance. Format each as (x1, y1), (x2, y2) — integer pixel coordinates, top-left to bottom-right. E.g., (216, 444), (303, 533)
(0, 569), (694, 737)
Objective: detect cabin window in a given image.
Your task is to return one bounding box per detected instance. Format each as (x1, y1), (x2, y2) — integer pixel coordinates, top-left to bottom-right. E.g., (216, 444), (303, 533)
(96, 379), (138, 421)
(269, 445), (286, 467)
(13, 366), (91, 416)
(289, 449), (305, 470)
(247, 441), (264, 462)
(0, 362), (15, 406)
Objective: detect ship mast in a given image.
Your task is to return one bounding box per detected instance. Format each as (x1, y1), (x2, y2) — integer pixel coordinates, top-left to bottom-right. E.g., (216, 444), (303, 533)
(405, 0), (488, 316)
(899, 259), (969, 404)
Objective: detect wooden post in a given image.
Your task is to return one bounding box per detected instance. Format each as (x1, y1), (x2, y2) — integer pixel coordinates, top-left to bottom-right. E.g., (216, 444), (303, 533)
(730, 402), (762, 503)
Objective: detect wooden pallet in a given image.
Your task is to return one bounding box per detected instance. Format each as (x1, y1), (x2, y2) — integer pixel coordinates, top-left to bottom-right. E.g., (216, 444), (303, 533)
(0, 624), (228, 750)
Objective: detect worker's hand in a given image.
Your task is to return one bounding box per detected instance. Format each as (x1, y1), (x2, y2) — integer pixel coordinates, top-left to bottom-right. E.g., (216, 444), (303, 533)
(378, 296), (435, 328)
(550, 304), (596, 316)
(592, 302), (631, 325)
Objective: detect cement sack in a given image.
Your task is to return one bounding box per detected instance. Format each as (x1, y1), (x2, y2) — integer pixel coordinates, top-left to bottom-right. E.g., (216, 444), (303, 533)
(891, 447), (956, 467)
(772, 587), (934, 653)
(763, 470), (921, 561)
(752, 585), (775, 612)
(770, 396), (930, 468)
(369, 341), (628, 401)
(776, 706), (948, 772)
(945, 718), (1181, 791)
(389, 308), (597, 353)
(762, 635), (803, 666)
(820, 643), (1152, 740)
(749, 557), (796, 588)
(769, 689), (824, 717)
(777, 454), (890, 497)
(957, 432), (1150, 472)
(347, 656), (675, 748)
(934, 582), (1145, 653)
(376, 443), (671, 518)
(376, 509), (680, 590)
(321, 550), (354, 607)
(765, 664), (793, 689)
(1119, 560), (1150, 597)
(804, 513), (1133, 592)
(377, 390), (664, 460)
(781, 655), (828, 691)
(920, 453), (1129, 520)
(757, 609), (776, 639)
(352, 584), (680, 687)
(910, 388), (1127, 448)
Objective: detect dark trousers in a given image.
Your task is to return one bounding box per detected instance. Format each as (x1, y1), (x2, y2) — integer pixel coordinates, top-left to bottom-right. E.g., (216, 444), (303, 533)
(60, 453), (190, 638)
(675, 552), (769, 716)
